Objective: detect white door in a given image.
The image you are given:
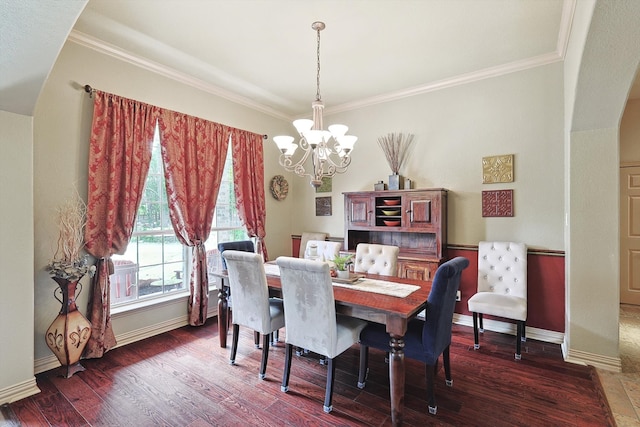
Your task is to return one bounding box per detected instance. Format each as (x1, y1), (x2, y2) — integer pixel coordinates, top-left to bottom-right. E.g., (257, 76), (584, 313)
(620, 165), (640, 305)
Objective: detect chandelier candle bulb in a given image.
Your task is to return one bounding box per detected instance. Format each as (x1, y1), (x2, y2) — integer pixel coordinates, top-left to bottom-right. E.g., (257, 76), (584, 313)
(273, 21), (358, 188)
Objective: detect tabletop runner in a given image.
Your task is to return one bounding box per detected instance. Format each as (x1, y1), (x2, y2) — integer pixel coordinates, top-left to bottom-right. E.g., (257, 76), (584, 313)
(263, 263), (419, 298)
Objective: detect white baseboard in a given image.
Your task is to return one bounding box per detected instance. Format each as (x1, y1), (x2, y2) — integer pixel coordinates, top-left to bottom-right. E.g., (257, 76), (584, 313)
(452, 313), (565, 344)
(0, 378), (40, 405)
(562, 337), (622, 372)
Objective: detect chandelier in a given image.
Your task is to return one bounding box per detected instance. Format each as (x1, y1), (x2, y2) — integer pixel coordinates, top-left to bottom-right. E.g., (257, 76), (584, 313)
(273, 21), (357, 188)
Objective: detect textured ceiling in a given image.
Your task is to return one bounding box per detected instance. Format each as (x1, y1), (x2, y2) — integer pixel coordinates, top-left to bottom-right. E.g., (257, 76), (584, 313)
(2, 0), (639, 118)
(71, 0), (571, 119)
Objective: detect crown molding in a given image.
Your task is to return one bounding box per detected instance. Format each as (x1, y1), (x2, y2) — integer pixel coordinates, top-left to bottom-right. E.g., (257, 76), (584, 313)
(67, 30), (291, 122)
(325, 52), (563, 116)
(69, 0), (573, 122)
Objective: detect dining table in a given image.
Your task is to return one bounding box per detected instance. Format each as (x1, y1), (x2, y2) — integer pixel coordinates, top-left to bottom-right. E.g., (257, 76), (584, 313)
(211, 262), (432, 427)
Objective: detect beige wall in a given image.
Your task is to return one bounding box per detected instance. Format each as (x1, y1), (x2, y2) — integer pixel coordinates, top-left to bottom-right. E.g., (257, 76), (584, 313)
(0, 110), (39, 400)
(288, 64), (565, 250)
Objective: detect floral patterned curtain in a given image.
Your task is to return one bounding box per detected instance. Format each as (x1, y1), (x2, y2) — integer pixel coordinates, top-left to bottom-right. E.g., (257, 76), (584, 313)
(84, 91), (159, 358)
(230, 129), (269, 260)
(158, 109), (230, 326)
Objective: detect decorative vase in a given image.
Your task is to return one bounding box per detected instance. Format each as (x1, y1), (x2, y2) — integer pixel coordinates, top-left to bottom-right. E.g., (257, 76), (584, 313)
(337, 270), (350, 279)
(45, 277), (92, 378)
(388, 173), (404, 190)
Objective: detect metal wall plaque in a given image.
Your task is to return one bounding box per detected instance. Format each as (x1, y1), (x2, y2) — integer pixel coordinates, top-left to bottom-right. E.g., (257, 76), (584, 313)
(482, 154), (514, 183)
(482, 189), (514, 217)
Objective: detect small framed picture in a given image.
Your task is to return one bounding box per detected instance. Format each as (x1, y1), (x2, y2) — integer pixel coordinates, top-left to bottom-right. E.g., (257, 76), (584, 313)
(316, 177), (332, 193)
(315, 196), (332, 216)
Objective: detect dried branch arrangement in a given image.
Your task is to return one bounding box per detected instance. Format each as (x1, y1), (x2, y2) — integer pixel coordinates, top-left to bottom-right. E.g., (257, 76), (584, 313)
(46, 191), (94, 280)
(377, 132), (415, 174)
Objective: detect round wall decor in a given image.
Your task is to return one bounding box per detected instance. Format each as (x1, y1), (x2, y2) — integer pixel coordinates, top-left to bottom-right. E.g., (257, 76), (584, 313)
(270, 175), (289, 200)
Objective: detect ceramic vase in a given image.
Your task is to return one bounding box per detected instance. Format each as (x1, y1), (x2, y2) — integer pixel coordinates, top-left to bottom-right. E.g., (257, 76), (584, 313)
(45, 277), (92, 378)
(336, 270), (350, 279)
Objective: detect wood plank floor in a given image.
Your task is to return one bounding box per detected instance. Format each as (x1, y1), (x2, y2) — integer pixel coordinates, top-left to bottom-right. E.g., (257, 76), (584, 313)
(6, 318), (614, 426)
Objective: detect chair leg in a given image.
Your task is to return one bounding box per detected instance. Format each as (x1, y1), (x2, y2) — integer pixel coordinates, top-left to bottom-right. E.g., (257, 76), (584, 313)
(521, 321), (527, 342)
(230, 324), (240, 365)
(358, 345), (369, 389)
(254, 331), (260, 348)
(443, 345), (453, 387)
(281, 343), (293, 392)
(425, 362), (437, 415)
(478, 313), (484, 332)
(472, 312), (480, 350)
(323, 357), (336, 413)
(259, 333), (270, 379)
(515, 321), (524, 360)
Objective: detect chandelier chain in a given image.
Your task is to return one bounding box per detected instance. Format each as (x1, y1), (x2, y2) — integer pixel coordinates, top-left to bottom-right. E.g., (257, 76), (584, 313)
(316, 26), (322, 102)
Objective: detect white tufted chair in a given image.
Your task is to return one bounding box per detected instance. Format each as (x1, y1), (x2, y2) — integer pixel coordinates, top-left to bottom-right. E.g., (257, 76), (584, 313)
(304, 240), (342, 263)
(467, 241), (527, 359)
(298, 231), (328, 258)
(353, 243), (399, 276)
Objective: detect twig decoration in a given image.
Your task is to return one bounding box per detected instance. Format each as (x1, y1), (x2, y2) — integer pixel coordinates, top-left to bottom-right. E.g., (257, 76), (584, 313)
(53, 191), (87, 264)
(377, 132), (415, 174)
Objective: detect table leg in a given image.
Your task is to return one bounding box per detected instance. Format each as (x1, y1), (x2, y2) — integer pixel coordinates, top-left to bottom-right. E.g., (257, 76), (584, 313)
(389, 334), (405, 426)
(217, 280), (229, 348)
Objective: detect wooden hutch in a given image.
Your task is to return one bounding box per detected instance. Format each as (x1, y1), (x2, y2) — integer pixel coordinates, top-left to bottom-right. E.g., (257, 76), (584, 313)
(343, 188), (447, 280)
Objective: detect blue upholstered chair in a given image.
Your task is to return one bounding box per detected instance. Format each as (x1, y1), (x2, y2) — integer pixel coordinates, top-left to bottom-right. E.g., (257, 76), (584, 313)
(221, 250), (285, 380)
(358, 256), (469, 415)
(218, 240), (255, 269)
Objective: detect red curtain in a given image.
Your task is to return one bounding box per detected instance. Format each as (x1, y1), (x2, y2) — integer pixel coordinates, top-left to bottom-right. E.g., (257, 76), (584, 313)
(158, 110), (230, 326)
(84, 91), (159, 358)
(230, 129), (269, 260)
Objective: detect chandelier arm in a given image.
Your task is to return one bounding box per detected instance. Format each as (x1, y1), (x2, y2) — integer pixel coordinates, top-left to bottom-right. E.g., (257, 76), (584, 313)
(272, 21), (357, 188)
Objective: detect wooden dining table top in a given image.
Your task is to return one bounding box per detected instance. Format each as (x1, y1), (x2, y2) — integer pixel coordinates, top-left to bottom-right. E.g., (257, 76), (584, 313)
(264, 272), (432, 335)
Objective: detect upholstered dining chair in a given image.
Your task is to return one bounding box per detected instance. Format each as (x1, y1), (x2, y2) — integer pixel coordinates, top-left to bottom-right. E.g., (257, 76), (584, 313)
(467, 241), (528, 360)
(303, 240), (342, 263)
(298, 231), (328, 258)
(217, 240), (260, 343)
(221, 250), (285, 380)
(358, 256), (469, 415)
(353, 243), (399, 276)
(276, 256), (367, 413)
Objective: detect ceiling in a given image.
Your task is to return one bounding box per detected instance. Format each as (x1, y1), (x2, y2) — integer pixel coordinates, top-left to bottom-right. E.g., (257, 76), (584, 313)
(2, 0), (639, 118)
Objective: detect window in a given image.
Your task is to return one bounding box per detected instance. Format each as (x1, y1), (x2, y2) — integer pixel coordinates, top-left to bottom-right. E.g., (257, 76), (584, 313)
(111, 128), (247, 307)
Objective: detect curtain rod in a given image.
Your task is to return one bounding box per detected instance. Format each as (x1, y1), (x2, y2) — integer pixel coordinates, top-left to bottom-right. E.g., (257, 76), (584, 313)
(82, 84), (268, 140)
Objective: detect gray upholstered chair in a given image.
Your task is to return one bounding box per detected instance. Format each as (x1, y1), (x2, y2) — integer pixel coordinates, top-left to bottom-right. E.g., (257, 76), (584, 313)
(358, 257), (469, 415)
(221, 250), (285, 380)
(276, 256), (367, 413)
(467, 241), (528, 359)
(298, 231), (328, 258)
(303, 239), (341, 263)
(217, 240), (263, 344)
(353, 243), (399, 276)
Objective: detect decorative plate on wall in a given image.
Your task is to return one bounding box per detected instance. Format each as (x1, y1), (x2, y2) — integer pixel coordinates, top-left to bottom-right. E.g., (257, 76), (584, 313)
(270, 175), (289, 201)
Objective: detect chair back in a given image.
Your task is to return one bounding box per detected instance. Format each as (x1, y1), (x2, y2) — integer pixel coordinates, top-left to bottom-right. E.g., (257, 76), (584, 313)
(299, 231), (328, 258)
(276, 256), (341, 358)
(477, 241), (527, 299)
(304, 240), (341, 262)
(221, 250), (272, 334)
(421, 257), (469, 363)
(218, 240), (255, 270)
(353, 243), (399, 276)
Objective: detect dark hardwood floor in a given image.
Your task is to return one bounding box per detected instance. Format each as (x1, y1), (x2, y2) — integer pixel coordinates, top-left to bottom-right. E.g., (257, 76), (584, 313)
(5, 318), (613, 426)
